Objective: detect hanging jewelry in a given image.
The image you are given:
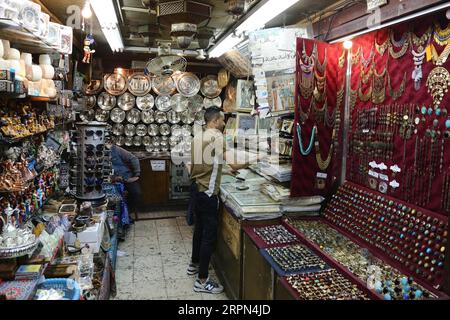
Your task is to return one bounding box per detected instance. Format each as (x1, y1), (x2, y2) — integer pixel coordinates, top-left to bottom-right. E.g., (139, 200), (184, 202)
(314, 127), (335, 171)
(335, 82), (344, 111)
(433, 21), (450, 46)
(296, 123), (317, 156)
(358, 78), (372, 103)
(313, 97), (327, 124)
(315, 47), (327, 75)
(375, 32), (389, 55)
(426, 43), (450, 109)
(372, 60), (387, 104)
(387, 72), (406, 100)
(313, 69), (326, 103)
(325, 102), (336, 128)
(429, 43), (450, 65)
(388, 29), (410, 59)
(410, 27), (432, 91)
(360, 63), (373, 85)
(338, 49), (346, 68)
(299, 59), (314, 99)
(360, 45), (375, 69)
(351, 47), (361, 65)
(298, 95), (313, 124)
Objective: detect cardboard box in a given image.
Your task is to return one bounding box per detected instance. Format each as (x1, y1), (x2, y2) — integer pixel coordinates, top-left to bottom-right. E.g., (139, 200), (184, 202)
(64, 213), (106, 253)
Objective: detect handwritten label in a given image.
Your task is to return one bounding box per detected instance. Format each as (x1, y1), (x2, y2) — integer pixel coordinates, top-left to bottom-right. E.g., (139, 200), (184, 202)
(151, 160), (166, 172)
(316, 172), (328, 179)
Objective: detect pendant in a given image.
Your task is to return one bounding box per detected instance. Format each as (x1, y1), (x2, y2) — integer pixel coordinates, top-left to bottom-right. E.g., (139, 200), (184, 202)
(426, 66), (450, 110)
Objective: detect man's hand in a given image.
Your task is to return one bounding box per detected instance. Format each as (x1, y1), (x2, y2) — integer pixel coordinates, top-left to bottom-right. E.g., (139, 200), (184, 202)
(126, 176), (140, 183)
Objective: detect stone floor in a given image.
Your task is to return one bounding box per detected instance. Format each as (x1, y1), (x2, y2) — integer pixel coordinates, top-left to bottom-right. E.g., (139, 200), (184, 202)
(113, 214), (228, 300)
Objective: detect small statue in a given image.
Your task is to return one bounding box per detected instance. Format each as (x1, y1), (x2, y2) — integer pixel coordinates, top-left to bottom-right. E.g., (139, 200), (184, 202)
(82, 34), (96, 64)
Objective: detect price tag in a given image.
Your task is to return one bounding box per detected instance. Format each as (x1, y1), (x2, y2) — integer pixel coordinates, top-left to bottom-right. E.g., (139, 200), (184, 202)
(316, 172), (328, 179)
(368, 170), (379, 178)
(379, 174), (389, 181)
(151, 160), (166, 172)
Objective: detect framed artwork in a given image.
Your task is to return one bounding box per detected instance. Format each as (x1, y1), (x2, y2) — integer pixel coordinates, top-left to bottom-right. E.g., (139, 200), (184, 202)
(236, 113), (256, 137)
(281, 119), (294, 134)
(266, 73), (295, 112)
(236, 80), (255, 112)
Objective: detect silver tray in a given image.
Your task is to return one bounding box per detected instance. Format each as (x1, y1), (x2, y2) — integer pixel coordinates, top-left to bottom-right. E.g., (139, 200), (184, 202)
(153, 136), (161, 146)
(148, 124), (159, 136)
(80, 109), (95, 122)
(187, 95), (204, 113)
(97, 92), (116, 111)
(112, 123), (124, 136)
(136, 94), (155, 111)
(145, 145), (154, 152)
(124, 124), (136, 137)
(195, 110), (205, 125)
(0, 240), (39, 260)
(116, 136), (125, 146)
(159, 123), (171, 136)
(86, 95), (97, 109)
(126, 108), (141, 124)
(133, 136), (142, 146)
(176, 72), (201, 97)
(169, 135), (181, 147)
(143, 136), (152, 146)
(124, 136), (133, 146)
(182, 124), (193, 136)
(171, 93), (189, 113)
(136, 124), (148, 136)
(95, 109), (109, 122)
(141, 110), (155, 124)
(128, 72), (152, 96)
(155, 95), (172, 112)
(118, 92), (136, 111)
(153, 75), (176, 96)
(204, 96), (222, 108)
(155, 111), (168, 124)
(180, 110), (195, 124)
(83, 79), (103, 95)
(167, 110), (181, 124)
(104, 73), (128, 96)
(200, 75), (222, 98)
(171, 124), (182, 136)
(110, 108), (126, 123)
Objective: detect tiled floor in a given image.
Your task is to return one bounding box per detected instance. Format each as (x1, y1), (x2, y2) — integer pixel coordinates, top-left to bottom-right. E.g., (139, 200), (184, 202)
(114, 215), (228, 300)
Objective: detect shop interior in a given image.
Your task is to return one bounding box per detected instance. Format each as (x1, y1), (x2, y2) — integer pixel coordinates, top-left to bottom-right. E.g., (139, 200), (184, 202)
(0, 0), (449, 300)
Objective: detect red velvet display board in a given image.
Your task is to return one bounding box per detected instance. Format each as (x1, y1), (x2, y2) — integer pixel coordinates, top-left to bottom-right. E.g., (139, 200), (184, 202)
(291, 39), (347, 197)
(346, 13), (450, 216)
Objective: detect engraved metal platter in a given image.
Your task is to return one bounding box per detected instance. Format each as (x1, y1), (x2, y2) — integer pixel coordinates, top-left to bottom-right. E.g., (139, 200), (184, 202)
(167, 110), (181, 124)
(118, 92), (136, 111)
(195, 110), (205, 125)
(97, 92), (116, 111)
(126, 108), (141, 124)
(204, 96), (222, 108)
(124, 136), (133, 147)
(112, 124), (124, 136)
(176, 72), (201, 97)
(110, 108), (126, 123)
(95, 109), (109, 122)
(143, 136), (152, 146)
(133, 136), (142, 146)
(200, 75), (222, 98)
(155, 111), (168, 124)
(128, 72), (152, 96)
(155, 95), (172, 112)
(136, 94), (155, 111)
(86, 95), (97, 109)
(170, 93), (189, 113)
(116, 136), (125, 146)
(83, 79), (103, 95)
(124, 124), (136, 137)
(153, 75), (176, 96)
(141, 110), (155, 124)
(80, 109), (95, 122)
(159, 124), (171, 136)
(136, 124), (148, 137)
(187, 94), (204, 113)
(104, 73), (128, 96)
(182, 124), (193, 137)
(180, 110), (195, 124)
(148, 124), (159, 136)
(171, 124), (182, 136)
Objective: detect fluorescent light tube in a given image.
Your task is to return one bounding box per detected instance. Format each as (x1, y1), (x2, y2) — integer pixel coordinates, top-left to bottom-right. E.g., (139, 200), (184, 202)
(91, 0), (124, 52)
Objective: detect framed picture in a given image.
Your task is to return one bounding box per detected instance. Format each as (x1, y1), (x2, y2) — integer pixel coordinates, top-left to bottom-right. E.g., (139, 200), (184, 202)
(281, 119), (294, 134)
(236, 113), (256, 137)
(266, 73), (295, 112)
(236, 80), (255, 112)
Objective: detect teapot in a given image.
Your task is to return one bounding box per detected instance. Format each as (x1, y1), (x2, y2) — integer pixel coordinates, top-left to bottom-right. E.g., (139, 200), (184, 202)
(0, 205), (20, 238)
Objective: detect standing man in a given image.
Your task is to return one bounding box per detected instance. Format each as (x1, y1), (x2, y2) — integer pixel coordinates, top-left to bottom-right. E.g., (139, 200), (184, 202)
(187, 107), (251, 294)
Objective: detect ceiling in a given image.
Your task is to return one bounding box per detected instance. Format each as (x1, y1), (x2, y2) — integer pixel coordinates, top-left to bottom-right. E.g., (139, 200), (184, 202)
(39, 0), (341, 59)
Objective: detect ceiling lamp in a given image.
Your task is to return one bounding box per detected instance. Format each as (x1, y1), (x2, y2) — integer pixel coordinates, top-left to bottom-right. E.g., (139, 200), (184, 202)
(82, 1), (92, 18)
(91, 0), (124, 52)
(171, 23), (197, 49)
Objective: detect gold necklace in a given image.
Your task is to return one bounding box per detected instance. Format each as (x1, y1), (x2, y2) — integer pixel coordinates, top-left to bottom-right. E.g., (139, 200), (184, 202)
(372, 61), (386, 105)
(360, 46), (374, 68)
(389, 30), (410, 59)
(338, 49), (346, 68)
(426, 42), (450, 109)
(298, 95), (313, 124)
(313, 70), (326, 102)
(375, 33), (389, 56)
(411, 26), (432, 50)
(430, 43), (450, 66)
(315, 127), (335, 171)
(335, 82), (344, 111)
(351, 47), (361, 65)
(358, 78), (372, 102)
(315, 47), (327, 75)
(387, 72), (406, 100)
(433, 22), (450, 46)
(299, 51), (315, 99)
(360, 63), (373, 84)
(313, 98), (327, 124)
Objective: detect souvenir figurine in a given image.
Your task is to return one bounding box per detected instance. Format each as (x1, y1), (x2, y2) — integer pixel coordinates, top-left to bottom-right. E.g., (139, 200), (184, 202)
(82, 34), (96, 64)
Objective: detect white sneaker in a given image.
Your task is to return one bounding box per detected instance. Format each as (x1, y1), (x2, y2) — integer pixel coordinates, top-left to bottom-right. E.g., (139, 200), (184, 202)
(193, 277), (224, 294)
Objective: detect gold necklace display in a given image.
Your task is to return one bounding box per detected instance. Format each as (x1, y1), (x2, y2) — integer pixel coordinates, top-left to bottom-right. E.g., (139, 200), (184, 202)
(338, 49), (346, 68)
(358, 78), (372, 103)
(313, 70), (326, 103)
(387, 72), (406, 100)
(372, 60), (387, 105)
(433, 21), (450, 46)
(315, 48), (327, 75)
(388, 29), (410, 59)
(426, 42), (450, 109)
(375, 33), (389, 56)
(315, 127), (335, 171)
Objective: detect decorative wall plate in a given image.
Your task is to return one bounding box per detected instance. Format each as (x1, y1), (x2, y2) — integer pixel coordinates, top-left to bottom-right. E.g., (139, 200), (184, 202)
(19, 2), (40, 32)
(155, 111), (168, 124)
(124, 136), (133, 147)
(128, 73), (152, 96)
(124, 124), (136, 137)
(187, 94), (204, 113)
(204, 96), (222, 108)
(195, 110), (205, 125)
(37, 12), (50, 39)
(153, 75), (176, 96)
(180, 110), (195, 124)
(95, 109), (109, 122)
(110, 108), (126, 123)
(47, 22), (60, 48)
(80, 109), (95, 122)
(200, 75), (222, 98)
(104, 73), (128, 96)
(136, 124), (148, 137)
(133, 136), (142, 146)
(167, 110), (181, 124)
(148, 124), (159, 136)
(218, 68), (230, 88)
(170, 93), (188, 113)
(153, 136), (161, 147)
(59, 25), (73, 55)
(112, 124), (124, 136)
(171, 125), (182, 136)
(136, 94), (155, 111)
(116, 136), (125, 146)
(83, 79), (103, 95)
(117, 93), (136, 111)
(155, 95), (172, 112)
(176, 72), (201, 97)
(143, 136), (152, 146)
(141, 110), (155, 124)
(182, 124), (193, 136)
(97, 92), (116, 111)
(86, 95), (97, 109)
(126, 109), (141, 124)
(159, 124), (171, 136)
